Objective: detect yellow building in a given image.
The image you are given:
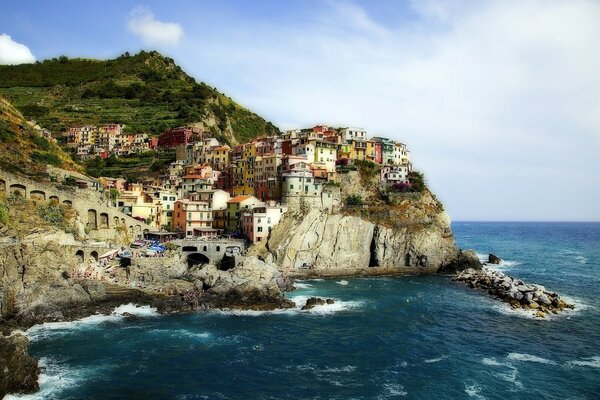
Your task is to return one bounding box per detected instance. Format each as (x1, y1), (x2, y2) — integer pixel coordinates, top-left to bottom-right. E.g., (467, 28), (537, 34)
(349, 140), (367, 162)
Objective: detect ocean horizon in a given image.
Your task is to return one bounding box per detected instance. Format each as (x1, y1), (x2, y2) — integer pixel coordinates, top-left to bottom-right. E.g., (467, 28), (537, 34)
(7, 221), (600, 400)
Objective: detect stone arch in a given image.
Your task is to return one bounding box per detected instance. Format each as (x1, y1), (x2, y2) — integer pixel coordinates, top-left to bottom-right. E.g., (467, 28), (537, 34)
(63, 200), (72, 206)
(29, 190), (46, 201)
(0, 179), (6, 192)
(87, 209), (97, 229)
(182, 246), (197, 252)
(202, 245), (207, 252)
(99, 213), (109, 228)
(113, 216), (120, 226)
(75, 250), (85, 263)
(9, 184), (26, 197)
(90, 251), (99, 262)
(121, 218), (125, 225)
(216, 245), (221, 252)
(187, 253), (210, 267)
(49, 195), (59, 204)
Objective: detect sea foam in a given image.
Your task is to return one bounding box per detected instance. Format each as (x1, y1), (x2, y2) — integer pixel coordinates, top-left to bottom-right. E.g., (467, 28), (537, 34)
(507, 353), (557, 365)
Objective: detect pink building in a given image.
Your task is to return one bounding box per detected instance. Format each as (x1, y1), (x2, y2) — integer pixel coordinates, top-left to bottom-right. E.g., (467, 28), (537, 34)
(241, 203), (287, 244)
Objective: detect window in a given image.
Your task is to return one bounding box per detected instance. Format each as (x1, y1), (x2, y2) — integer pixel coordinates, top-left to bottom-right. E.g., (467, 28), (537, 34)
(290, 184), (294, 190)
(258, 227), (263, 232)
(257, 237), (262, 242)
(216, 246), (221, 252)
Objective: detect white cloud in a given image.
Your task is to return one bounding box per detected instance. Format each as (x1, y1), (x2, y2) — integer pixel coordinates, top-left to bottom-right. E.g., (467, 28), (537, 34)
(127, 6), (183, 46)
(0, 34), (35, 64)
(182, 0), (600, 220)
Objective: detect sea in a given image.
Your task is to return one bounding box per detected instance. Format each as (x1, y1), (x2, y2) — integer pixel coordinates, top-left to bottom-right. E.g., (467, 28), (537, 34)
(6, 222), (600, 400)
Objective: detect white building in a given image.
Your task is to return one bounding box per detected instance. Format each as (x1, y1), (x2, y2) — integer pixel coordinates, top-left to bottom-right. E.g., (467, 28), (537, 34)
(341, 127), (367, 142)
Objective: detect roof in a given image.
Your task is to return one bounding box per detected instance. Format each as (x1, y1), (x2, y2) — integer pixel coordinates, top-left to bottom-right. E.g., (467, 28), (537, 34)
(227, 195), (253, 204)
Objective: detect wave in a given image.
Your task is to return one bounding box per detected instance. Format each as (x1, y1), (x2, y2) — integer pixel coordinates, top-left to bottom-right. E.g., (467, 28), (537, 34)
(575, 256), (588, 264)
(424, 355), (448, 363)
(147, 328), (211, 341)
(323, 365), (356, 373)
(507, 352), (556, 365)
(292, 282), (313, 289)
(475, 252), (520, 270)
(381, 383), (407, 397)
(480, 357), (522, 388)
(566, 356), (600, 368)
(4, 357), (106, 400)
(336, 280), (349, 286)
(464, 383), (487, 399)
(26, 304), (158, 341)
(290, 295), (364, 315)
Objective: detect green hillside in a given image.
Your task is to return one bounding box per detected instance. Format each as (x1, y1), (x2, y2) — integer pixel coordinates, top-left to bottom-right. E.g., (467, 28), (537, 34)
(0, 51), (280, 145)
(0, 95), (80, 175)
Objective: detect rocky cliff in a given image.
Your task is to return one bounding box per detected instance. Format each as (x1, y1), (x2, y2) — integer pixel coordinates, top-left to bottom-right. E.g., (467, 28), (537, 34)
(268, 189), (458, 276)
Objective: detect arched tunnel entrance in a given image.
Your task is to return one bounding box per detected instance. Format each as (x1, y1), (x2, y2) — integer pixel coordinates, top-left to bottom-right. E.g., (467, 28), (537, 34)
(187, 253), (210, 267)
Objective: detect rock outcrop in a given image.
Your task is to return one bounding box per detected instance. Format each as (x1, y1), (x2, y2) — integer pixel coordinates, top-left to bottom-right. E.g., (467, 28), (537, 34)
(438, 250), (482, 274)
(268, 190), (458, 276)
(452, 268), (574, 317)
(488, 254), (501, 265)
(0, 333), (39, 397)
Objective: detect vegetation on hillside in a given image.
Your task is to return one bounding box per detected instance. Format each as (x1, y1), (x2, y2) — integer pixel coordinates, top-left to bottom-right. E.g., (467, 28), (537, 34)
(83, 150), (175, 181)
(0, 96), (80, 175)
(0, 51), (280, 143)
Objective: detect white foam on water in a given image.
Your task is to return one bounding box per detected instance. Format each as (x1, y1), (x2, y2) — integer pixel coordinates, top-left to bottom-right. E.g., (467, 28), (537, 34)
(480, 357), (523, 388)
(4, 357), (101, 400)
(507, 352), (556, 365)
(423, 355), (448, 363)
(26, 304), (158, 341)
(336, 280), (349, 286)
(148, 328), (211, 341)
(290, 295), (364, 315)
(575, 256), (588, 264)
(481, 357), (503, 367)
(381, 383), (407, 397)
(566, 356), (600, 368)
(293, 282), (314, 289)
(323, 365), (357, 373)
(211, 308), (296, 317)
(111, 303), (159, 317)
(464, 383), (487, 400)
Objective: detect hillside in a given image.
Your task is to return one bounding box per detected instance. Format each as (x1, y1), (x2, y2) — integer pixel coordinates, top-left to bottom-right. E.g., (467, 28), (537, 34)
(0, 95), (80, 175)
(0, 51), (280, 146)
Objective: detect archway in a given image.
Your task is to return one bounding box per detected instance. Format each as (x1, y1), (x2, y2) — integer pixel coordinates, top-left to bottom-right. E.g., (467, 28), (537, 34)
(113, 216), (119, 226)
(87, 209), (97, 229)
(99, 213), (109, 228)
(187, 253), (210, 267)
(90, 251), (99, 262)
(182, 246), (198, 252)
(29, 190), (46, 201)
(75, 250), (85, 263)
(49, 195), (59, 204)
(63, 200), (72, 206)
(9, 184), (26, 197)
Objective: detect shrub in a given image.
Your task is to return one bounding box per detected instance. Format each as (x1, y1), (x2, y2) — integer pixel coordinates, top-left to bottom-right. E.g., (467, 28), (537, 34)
(37, 202), (73, 231)
(408, 171), (426, 193)
(0, 201), (9, 225)
(346, 194), (363, 206)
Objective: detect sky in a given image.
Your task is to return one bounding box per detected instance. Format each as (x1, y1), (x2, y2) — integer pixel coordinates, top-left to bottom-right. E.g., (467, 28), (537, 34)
(1, 0), (599, 221)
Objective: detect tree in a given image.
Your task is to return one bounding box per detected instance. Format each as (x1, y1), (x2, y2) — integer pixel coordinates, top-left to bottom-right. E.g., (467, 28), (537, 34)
(109, 188), (120, 206)
(346, 194), (363, 206)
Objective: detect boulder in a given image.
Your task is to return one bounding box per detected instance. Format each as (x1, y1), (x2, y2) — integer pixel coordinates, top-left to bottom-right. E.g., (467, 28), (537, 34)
(440, 250), (483, 274)
(0, 334), (39, 398)
(302, 297), (327, 310)
(488, 254), (502, 265)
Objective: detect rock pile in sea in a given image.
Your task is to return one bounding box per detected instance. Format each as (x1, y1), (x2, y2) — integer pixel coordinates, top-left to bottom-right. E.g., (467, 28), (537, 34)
(301, 297), (335, 310)
(452, 268), (574, 318)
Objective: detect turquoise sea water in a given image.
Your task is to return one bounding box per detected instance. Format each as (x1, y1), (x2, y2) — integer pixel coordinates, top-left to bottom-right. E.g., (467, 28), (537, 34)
(8, 222), (600, 399)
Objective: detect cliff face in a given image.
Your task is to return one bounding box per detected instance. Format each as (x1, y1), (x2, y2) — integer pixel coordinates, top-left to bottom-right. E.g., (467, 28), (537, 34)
(268, 190), (458, 276)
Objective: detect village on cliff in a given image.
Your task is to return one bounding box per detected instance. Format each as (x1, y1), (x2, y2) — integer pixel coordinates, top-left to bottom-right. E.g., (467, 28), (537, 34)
(63, 123), (414, 243)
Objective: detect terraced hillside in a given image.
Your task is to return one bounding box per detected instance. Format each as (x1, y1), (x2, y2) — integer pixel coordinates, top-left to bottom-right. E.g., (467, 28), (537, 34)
(0, 51), (280, 145)
(0, 95), (80, 175)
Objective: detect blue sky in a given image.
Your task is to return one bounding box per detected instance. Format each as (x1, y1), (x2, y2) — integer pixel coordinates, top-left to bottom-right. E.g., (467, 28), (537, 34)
(1, 0), (600, 221)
